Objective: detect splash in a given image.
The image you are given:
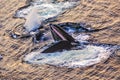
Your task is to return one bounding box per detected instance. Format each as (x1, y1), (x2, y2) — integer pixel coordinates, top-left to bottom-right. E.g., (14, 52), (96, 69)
(14, 0), (78, 32)
(24, 44), (116, 68)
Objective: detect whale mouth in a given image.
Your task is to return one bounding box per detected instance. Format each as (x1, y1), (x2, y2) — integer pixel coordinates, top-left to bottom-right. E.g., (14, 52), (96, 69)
(23, 23), (117, 68)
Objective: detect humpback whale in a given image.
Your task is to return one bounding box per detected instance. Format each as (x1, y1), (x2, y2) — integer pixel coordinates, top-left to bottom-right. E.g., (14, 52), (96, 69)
(24, 24), (117, 68)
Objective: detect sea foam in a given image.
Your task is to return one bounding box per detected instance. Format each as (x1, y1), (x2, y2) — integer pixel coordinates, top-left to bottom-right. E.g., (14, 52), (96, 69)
(24, 44), (116, 68)
(15, 0), (78, 32)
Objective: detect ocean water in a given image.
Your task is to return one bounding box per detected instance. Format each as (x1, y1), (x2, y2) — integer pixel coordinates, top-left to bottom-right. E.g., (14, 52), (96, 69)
(16, 0), (117, 68)
(15, 0), (78, 32)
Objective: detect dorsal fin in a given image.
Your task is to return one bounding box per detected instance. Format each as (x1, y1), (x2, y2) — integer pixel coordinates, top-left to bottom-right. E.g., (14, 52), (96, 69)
(50, 24), (75, 42)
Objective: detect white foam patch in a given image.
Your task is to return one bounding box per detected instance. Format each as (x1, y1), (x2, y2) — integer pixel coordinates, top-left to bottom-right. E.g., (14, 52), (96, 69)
(74, 34), (89, 42)
(15, 0), (78, 32)
(24, 45), (115, 68)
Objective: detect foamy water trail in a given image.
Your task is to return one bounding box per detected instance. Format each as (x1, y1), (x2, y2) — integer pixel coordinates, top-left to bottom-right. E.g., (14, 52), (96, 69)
(15, 0), (78, 32)
(24, 44), (116, 68)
